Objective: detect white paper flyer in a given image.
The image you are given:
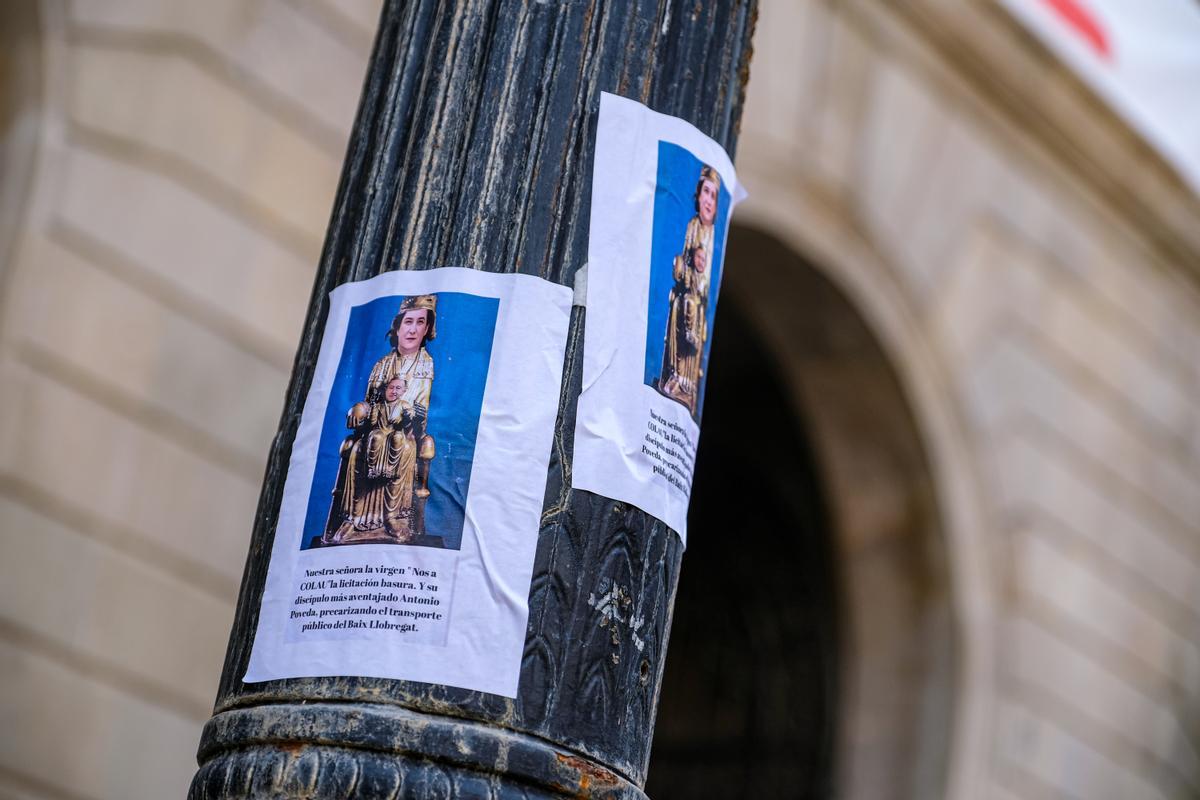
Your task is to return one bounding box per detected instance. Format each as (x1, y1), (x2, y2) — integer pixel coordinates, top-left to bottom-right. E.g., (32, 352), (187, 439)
(245, 268), (571, 698)
(571, 93), (745, 543)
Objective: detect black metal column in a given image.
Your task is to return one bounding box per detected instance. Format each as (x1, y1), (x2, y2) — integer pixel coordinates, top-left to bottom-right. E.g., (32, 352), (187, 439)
(191, 2), (756, 797)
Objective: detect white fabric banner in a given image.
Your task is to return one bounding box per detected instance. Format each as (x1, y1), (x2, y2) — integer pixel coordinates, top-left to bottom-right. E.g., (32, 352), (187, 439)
(245, 268), (571, 698)
(572, 93), (745, 543)
(997, 0), (1200, 197)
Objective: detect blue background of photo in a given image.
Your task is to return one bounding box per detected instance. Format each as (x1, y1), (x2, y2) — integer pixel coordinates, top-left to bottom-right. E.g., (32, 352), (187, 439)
(642, 140), (732, 421)
(300, 291), (499, 551)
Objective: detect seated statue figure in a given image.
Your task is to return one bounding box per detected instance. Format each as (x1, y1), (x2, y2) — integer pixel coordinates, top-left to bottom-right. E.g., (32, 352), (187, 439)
(658, 164), (719, 417)
(322, 294), (437, 545)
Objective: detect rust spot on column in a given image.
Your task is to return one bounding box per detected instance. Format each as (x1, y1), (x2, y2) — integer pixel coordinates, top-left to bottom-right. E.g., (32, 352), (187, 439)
(555, 752), (624, 794)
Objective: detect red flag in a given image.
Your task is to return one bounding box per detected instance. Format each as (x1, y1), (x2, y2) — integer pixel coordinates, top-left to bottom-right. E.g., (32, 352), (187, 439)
(1042, 0), (1112, 59)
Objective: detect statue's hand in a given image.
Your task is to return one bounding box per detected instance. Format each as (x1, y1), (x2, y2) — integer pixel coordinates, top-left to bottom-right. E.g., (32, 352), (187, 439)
(347, 402), (372, 429)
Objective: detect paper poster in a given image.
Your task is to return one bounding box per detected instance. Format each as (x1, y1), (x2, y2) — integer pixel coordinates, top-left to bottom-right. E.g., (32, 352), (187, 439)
(572, 93), (745, 543)
(245, 268), (571, 698)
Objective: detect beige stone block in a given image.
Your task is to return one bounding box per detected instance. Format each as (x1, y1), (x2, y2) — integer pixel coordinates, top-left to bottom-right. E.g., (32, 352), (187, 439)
(741, 0), (825, 151)
(1009, 616), (1197, 780)
(961, 338), (1059, 436)
(1143, 449), (1200, 531)
(990, 436), (1198, 609)
(312, 0), (385, 39)
(898, 117), (1005, 301)
(982, 165), (1069, 270)
(58, 147), (312, 354)
(934, 224), (1047, 368)
(811, 12), (874, 192)
(1038, 288), (1192, 440)
(1085, 246), (1200, 378)
(16, 234), (288, 466)
(1016, 530), (1200, 696)
(986, 786), (1026, 800)
(0, 496), (231, 713)
(0, 637), (199, 799)
(0, 366), (258, 581)
(994, 700), (1167, 800)
(67, 43), (339, 243)
(69, 0), (371, 139)
(1190, 417), (1200, 492)
(1186, 319), (1200, 380)
(1037, 201), (1105, 288)
(930, 222), (1003, 367)
(966, 336), (1200, 533)
(0, 773), (46, 800)
(976, 170), (1200, 395)
(857, 60), (946, 261)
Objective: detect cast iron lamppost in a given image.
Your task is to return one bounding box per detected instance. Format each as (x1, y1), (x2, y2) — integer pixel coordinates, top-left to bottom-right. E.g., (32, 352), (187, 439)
(190, 1), (756, 796)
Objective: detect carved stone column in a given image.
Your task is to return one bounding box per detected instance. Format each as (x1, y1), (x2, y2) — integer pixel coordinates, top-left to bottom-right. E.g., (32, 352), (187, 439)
(190, 1), (756, 796)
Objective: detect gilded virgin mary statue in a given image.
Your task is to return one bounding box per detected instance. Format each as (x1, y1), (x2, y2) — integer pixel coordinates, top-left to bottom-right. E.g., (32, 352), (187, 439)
(322, 294), (437, 546)
(658, 165), (719, 417)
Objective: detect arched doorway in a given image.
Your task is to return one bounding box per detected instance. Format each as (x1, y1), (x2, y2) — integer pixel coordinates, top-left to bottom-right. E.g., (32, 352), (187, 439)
(647, 225), (955, 800)
(645, 298), (840, 798)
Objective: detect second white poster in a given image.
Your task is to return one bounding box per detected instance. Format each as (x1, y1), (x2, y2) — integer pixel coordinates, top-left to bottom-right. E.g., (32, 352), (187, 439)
(572, 93), (745, 542)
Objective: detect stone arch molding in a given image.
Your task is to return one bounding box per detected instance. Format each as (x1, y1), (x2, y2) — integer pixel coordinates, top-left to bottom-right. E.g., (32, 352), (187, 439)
(726, 201), (998, 800)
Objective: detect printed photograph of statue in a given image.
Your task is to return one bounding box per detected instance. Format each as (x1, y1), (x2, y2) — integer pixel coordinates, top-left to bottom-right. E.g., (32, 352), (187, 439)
(321, 294), (439, 547)
(642, 143), (731, 425)
(300, 289), (497, 553)
(656, 164), (720, 419)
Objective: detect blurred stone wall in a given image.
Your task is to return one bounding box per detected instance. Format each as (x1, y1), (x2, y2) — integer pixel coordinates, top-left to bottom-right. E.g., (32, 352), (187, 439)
(0, 2), (377, 797)
(734, 2), (1200, 799)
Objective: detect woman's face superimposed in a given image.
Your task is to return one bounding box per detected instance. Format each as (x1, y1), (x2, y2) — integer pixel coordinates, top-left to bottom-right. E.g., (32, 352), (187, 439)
(396, 310), (429, 355)
(693, 247), (707, 274)
(698, 178), (718, 226)
(385, 378), (405, 402)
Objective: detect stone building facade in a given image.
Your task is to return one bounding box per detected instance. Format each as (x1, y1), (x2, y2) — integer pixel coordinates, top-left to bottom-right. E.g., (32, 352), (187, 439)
(732, 3), (1200, 798)
(1, 2), (1197, 799)
(0, 3), (378, 797)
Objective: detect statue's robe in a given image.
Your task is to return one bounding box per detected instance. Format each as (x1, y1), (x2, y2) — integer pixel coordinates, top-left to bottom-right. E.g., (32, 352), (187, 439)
(659, 216), (714, 416)
(326, 348), (433, 543)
